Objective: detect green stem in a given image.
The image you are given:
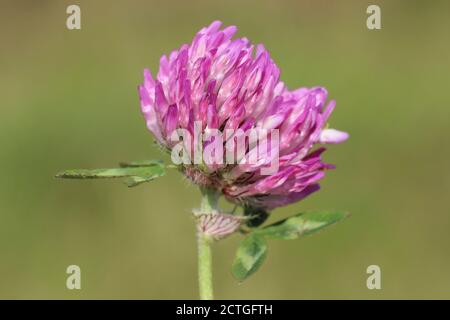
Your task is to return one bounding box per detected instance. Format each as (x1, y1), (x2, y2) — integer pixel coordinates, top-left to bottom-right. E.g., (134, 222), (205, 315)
(197, 187), (219, 300)
(200, 187), (219, 212)
(197, 233), (213, 300)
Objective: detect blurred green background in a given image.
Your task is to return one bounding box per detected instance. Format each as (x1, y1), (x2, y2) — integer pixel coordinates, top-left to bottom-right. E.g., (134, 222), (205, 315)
(1, 0), (450, 299)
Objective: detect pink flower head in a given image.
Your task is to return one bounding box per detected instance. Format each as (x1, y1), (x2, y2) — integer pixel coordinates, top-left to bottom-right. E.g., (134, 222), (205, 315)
(138, 21), (348, 210)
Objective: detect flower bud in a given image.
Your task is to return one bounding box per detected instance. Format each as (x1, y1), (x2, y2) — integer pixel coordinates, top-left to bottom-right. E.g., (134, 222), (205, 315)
(197, 213), (242, 240)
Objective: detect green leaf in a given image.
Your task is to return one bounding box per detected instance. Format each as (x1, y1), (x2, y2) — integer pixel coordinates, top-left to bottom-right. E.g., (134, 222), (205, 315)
(231, 234), (267, 281)
(55, 161), (165, 187)
(231, 211), (349, 281)
(255, 211), (349, 240)
(123, 175), (160, 187)
(119, 159), (163, 168)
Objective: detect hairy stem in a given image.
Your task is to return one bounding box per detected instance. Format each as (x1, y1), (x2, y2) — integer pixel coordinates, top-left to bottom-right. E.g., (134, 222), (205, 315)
(197, 187), (219, 300)
(197, 232), (213, 300)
